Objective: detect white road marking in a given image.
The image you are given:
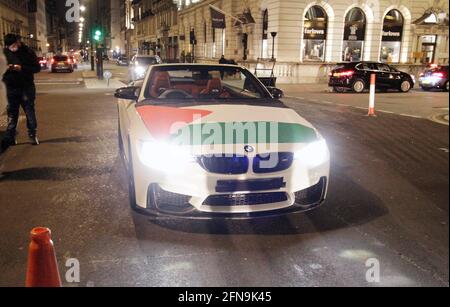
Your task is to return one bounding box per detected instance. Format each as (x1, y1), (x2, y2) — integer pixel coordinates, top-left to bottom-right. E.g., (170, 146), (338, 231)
(400, 114), (423, 119)
(378, 110), (395, 114)
(439, 148), (449, 153)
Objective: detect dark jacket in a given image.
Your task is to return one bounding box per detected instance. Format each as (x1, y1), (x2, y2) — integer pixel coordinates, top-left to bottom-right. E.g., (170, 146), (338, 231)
(2, 45), (40, 89)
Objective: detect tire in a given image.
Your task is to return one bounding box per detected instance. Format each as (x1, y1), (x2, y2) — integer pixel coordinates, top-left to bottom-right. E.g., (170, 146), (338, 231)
(126, 139), (138, 211)
(352, 79), (365, 93)
(399, 80), (412, 93)
(445, 81), (449, 92)
(333, 86), (345, 93)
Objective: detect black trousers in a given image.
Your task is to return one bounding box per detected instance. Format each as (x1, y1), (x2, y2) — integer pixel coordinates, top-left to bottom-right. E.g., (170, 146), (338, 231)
(5, 85), (37, 138)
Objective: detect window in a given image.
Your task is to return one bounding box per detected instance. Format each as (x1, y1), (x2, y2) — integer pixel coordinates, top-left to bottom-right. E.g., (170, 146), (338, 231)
(303, 5), (328, 62)
(144, 66), (270, 100)
(342, 8), (366, 62)
(262, 9), (269, 58)
(380, 9), (404, 63)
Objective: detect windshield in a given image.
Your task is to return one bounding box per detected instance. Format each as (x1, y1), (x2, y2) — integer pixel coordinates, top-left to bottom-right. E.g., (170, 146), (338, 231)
(143, 65), (270, 101)
(54, 56), (68, 61)
(135, 57), (159, 65)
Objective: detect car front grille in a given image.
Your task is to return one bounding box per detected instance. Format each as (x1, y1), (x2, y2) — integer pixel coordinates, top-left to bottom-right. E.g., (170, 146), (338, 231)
(197, 152), (294, 174)
(253, 152), (294, 173)
(204, 192), (288, 207)
(197, 155), (249, 174)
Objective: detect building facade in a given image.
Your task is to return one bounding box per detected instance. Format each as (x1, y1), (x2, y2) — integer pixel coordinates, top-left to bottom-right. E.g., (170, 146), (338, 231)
(0, 0), (31, 48)
(121, 0), (179, 60)
(178, 0), (449, 83)
(28, 0), (47, 55)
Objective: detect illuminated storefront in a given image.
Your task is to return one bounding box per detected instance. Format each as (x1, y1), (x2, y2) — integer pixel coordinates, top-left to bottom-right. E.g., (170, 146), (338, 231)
(342, 8), (366, 62)
(380, 9), (404, 63)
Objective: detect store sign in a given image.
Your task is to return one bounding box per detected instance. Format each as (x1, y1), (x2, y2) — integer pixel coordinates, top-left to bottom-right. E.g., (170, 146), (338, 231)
(210, 7), (226, 29)
(303, 21), (327, 40)
(344, 22), (366, 41)
(382, 25), (403, 41)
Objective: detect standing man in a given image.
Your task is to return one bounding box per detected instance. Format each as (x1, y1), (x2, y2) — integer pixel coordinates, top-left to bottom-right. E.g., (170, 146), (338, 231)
(2, 34), (41, 148)
(0, 44), (7, 114)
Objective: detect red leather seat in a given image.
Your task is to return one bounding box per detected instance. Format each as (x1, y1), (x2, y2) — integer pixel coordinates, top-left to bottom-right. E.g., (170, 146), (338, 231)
(150, 71), (171, 97)
(201, 78), (222, 95)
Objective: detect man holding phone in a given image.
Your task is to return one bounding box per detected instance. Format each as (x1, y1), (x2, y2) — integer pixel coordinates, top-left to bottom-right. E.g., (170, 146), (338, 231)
(1, 34), (41, 149)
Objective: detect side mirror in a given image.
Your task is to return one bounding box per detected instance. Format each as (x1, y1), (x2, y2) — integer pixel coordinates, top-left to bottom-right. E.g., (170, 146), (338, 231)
(114, 86), (139, 100)
(267, 86), (284, 99)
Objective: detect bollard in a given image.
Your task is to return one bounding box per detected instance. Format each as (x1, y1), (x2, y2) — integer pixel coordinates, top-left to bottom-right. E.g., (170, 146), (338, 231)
(368, 74), (376, 117)
(25, 227), (62, 287)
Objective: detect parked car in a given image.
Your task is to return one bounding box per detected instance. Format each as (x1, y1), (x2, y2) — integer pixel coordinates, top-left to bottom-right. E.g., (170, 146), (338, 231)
(69, 56), (78, 69)
(128, 55), (162, 82)
(38, 57), (48, 70)
(419, 65), (449, 92)
(51, 55), (73, 73)
(328, 61), (415, 93)
(117, 56), (129, 66)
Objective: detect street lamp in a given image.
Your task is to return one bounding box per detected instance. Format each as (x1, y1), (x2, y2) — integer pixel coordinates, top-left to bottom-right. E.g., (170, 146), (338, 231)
(270, 32), (277, 61)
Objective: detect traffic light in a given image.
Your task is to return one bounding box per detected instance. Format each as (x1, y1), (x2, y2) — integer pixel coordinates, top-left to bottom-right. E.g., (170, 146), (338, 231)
(93, 29), (102, 42)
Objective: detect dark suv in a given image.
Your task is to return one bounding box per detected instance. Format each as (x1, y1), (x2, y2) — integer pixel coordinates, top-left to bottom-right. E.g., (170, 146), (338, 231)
(419, 65), (449, 92)
(329, 61), (415, 93)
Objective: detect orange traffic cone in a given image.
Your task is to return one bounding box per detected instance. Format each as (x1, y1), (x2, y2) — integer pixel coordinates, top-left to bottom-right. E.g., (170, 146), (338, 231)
(25, 227), (62, 287)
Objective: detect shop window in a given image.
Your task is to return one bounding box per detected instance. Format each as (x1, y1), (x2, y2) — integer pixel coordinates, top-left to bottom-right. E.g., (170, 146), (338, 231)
(342, 8), (366, 62)
(380, 9), (404, 63)
(262, 9), (269, 58)
(303, 5), (328, 62)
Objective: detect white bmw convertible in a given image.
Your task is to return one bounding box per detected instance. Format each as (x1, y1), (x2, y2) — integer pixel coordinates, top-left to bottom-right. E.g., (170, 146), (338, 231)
(116, 64), (330, 218)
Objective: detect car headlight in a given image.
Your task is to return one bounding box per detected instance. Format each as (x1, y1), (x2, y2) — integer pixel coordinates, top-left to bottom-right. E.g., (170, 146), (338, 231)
(294, 139), (330, 168)
(138, 140), (195, 172)
(134, 66), (146, 78)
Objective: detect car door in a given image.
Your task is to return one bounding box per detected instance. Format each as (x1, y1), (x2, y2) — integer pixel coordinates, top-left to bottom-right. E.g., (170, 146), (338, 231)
(375, 63), (392, 88)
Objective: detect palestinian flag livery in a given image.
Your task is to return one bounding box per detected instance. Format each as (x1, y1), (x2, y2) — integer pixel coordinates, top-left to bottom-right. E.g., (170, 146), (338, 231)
(136, 105), (318, 146)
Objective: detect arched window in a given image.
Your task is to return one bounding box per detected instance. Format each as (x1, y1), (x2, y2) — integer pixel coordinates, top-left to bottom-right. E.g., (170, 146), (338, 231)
(303, 5), (328, 61)
(380, 9), (404, 63)
(262, 9), (269, 58)
(342, 8), (366, 61)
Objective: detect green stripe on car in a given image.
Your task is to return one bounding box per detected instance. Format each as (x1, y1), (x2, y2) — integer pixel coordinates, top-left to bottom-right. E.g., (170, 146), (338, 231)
(170, 122), (318, 145)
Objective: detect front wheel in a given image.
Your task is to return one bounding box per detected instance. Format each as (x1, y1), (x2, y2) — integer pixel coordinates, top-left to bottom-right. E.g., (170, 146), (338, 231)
(399, 80), (412, 92)
(352, 79), (366, 93)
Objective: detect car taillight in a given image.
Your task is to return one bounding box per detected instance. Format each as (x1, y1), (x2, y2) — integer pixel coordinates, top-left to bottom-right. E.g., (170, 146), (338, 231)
(328, 72), (333, 77)
(334, 70), (354, 78)
(51, 59), (55, 64)
(67, 59), (72, 64)
(432, 72), (444, 78)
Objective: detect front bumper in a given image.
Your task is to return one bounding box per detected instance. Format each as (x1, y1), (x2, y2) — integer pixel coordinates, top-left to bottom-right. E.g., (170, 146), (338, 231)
(131, 149), (330, 218)
(136, 177), (328, 219)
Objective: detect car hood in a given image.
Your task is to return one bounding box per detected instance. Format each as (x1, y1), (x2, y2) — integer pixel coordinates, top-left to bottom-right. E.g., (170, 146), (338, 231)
(135, 104), (320, 153)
